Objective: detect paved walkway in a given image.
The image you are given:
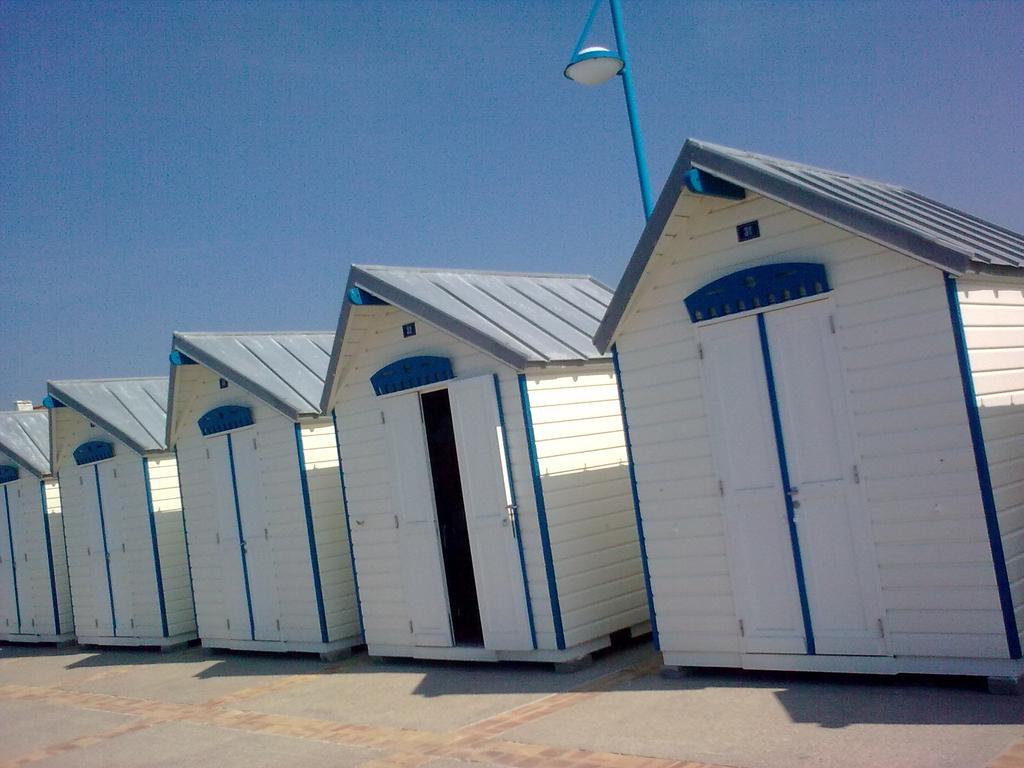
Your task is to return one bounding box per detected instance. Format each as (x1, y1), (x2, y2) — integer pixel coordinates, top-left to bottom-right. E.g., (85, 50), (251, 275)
(0, 641), (1021, 768)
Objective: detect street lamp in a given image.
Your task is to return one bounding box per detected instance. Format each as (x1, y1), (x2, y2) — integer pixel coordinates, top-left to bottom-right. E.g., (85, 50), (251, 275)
(564, 0), (653, 219)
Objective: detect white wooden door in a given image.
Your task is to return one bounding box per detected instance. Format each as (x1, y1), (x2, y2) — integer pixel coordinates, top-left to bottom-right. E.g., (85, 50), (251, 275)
(383, 393), (453, 647)
(765, 301), (885, 655)
(95, 462), (135, 635)
(229, 431), (281, 642)
(78, 466), (116, 636)
(9, 480), (47, 634)
(699, 317), (807, 654)
(0, 485), (21, 633)
(448, 376), (533, 651)
(208, 434), (257, 641)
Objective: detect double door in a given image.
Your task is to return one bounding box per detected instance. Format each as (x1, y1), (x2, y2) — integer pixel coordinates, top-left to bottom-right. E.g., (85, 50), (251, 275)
(207, 429), (282, 642)
(0, 479), (57, 635)
(63, 459), (157, 637)
(699, 298), (885, 657)
(384, 374), (532, 651)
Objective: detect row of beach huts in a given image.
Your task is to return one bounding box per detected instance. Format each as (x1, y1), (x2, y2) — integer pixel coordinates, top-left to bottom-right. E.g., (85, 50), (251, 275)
(2, 140), (1023, 686)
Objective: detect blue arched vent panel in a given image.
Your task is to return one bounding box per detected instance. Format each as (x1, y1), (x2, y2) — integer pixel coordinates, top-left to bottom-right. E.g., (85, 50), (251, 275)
(371, 356), (455, 396)
(74, 441), (115, 466)
(0, 465), (18, 484)
(684, 263), (830, 323)
(198, 405), (254, 436)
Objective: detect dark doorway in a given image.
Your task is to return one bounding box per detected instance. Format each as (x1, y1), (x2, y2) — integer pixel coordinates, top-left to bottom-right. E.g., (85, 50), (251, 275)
(420, 388), (484, 646)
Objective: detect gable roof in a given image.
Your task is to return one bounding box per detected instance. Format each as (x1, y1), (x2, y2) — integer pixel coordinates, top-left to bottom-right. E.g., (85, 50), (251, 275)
(0, 410), (50, 478)
(46, 377), (169, 455)
(320, 265), (614, 411)
(594, 139), (1024, 352)
(168, 332), (333, 439)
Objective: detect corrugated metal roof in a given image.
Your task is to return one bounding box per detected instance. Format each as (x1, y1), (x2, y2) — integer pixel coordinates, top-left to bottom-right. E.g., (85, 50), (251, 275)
(170, 332), (333, 427)
(594, 139), (1024, 352)
(47, 377), (169, 455)
(320, 265), (614, 411)
(0, 410), (50, 478)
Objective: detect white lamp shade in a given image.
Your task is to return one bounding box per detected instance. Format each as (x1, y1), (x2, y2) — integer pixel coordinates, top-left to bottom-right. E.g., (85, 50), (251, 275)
(564, 46), (624, 86)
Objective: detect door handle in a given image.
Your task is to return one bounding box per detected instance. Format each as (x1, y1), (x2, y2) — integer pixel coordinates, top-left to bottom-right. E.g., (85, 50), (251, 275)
(786, 487), (799, 497)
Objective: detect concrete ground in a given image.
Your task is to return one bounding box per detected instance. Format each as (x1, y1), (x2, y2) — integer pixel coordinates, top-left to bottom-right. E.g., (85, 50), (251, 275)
(0, 639), (1022, 768)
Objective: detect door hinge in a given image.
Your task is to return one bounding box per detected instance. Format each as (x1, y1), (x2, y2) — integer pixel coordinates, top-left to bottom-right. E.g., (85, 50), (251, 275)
(877, 618), (885, 638)
(264, 527), (269, 540)
(853, 464), (861, 484)
(829, 314), (836, 335)
(697, 343), (704, 361)
(252, 437), (258, 451)
(95, 618), (99, 628)
(79, 476), (84, 485)
(122, 542), (126, 553)
(738, 619), (745, 637)
(276, 618), (281, 631)
(87, 546), (91, 557)
(394, 515), (400, 529)
(409, 619), (414, 634)
(130, 617), (135, 629)
(215, 532), (220, 545)
(380, 411), (386, 425)
(226, 618), (230, 629)
(112, 467), (118, 478)
(718, 479), (725, 497)
(205, 447), (210, 460)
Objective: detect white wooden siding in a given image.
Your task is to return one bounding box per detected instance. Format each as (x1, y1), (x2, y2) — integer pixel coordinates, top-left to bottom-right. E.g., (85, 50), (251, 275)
(960, 281), (1024, 653)
(614, 191), (1006, 661)
(331, 306), (557, 650)
(51, 407), (194, 640)
(171, 363), (356, 647)
(43, 478), (74, 635)
(524, 368), (646, 648)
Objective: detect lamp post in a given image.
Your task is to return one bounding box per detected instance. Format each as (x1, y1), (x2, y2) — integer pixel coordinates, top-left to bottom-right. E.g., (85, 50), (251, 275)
(564, 0), (653, 220)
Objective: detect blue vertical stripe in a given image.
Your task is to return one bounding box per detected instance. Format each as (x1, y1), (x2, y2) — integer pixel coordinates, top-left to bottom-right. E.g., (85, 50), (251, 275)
(945, 274), (1021, 659)
(142, 458), (169, 637)
(225, 433), (256, 641)
(493, 375), (537, 650)
(39, 481), (61, 636)
(54, 479), (76, 629)
(331, 409), (364, 642)
(294, 423), (330, 644)
(2, 485), (21, 632)
(611, 344), (659, 649)
(517, 373), (565, 650)
(757, 313), (815, 655)
(93, 464), (118, 636)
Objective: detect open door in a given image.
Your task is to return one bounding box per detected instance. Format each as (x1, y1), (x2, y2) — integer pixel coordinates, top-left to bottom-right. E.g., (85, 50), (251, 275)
(448, 376), (533, 651)
(384, 393), (453, 647)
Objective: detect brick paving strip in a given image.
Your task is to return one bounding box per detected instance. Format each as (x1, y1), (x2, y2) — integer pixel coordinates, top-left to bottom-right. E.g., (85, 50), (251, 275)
(0, 653), (735, 768)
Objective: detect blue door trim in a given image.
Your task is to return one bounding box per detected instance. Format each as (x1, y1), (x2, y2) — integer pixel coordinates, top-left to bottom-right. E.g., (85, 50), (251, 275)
(331, 409), (364, 642)
(517, 373), (565, 650)
(611, 344), (659, 649)
(2, 485), (21, 632)
(142, 458), (169, 637)
(225, 433), (256, 641)
(172, 448), (198, 629)
(757, 313), (816, 655)
(93, 465), (118, 636)
(39, 481), (61, 636)
(294, 423), (330, 644)
(493, 375), (537, 650)
(945, 274), (1021, 659)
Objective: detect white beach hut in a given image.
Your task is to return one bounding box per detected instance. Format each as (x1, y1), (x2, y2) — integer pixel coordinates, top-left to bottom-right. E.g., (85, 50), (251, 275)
(0, 406), (74, 644)
(166, 332), (359, 659)
(593, 139), (1024, 685)
(45, 377), (197, 649)
(320, 265), (649, 665)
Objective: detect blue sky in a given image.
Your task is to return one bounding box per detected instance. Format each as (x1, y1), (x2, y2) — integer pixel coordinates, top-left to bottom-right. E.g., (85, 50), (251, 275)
(2, 0), (1022, 409)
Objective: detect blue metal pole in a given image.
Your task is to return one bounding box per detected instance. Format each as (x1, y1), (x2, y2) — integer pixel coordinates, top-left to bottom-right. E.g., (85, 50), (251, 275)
(609, 0), (653, 219)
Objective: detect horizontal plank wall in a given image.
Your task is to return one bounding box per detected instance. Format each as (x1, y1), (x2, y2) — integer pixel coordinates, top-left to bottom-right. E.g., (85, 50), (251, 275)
(146, 455), (195, 637)
(43, 479), (73, 636)
(298, 420), (359, 642)
(960, 281), (1024, 653)
(614, 191), (1006, 662)
(524, 367), (646, 648)
(333, 306), (558, 650)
